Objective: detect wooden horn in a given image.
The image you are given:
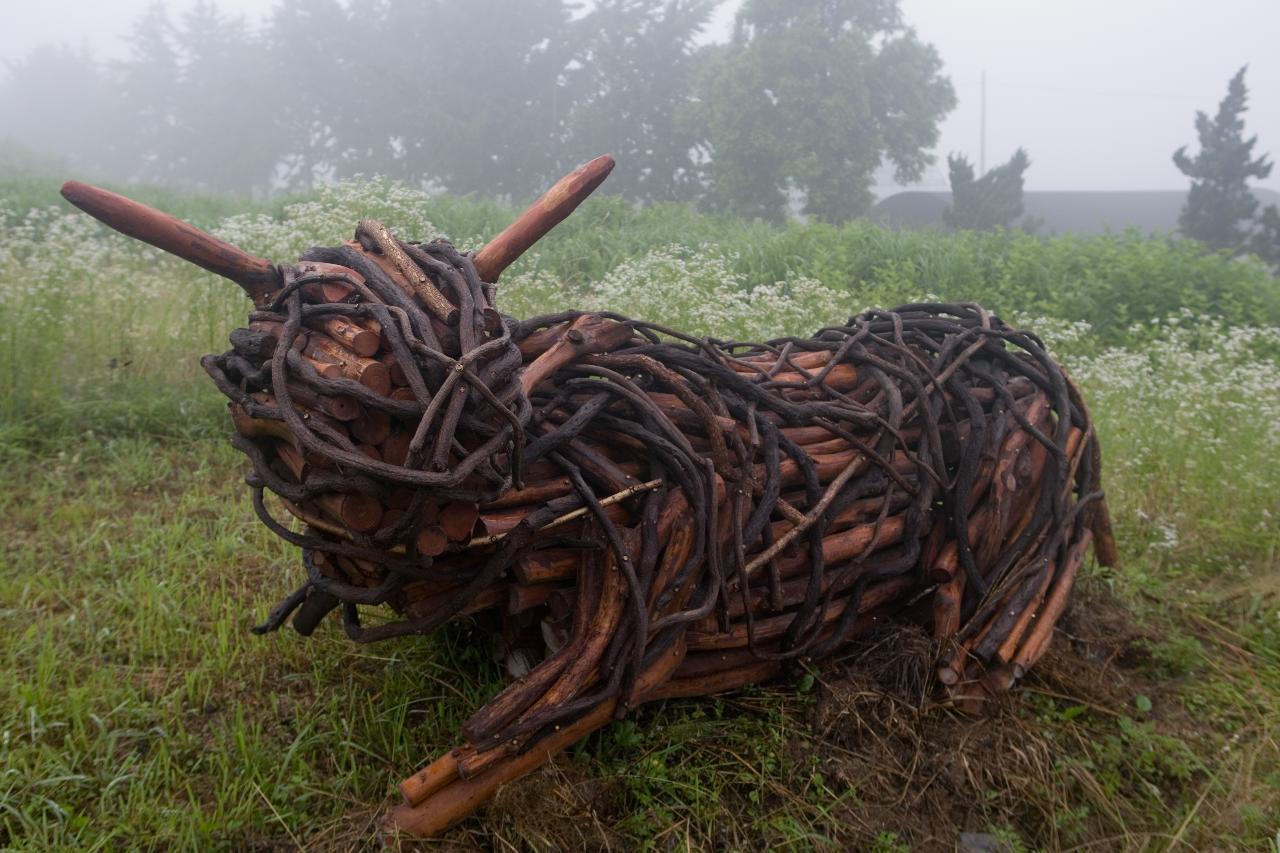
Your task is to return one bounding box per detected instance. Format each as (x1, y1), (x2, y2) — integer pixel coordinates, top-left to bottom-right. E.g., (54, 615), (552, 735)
(471, 155), (615, 283)
(61, 155), (614, 296)
(59, 180), (281, 304)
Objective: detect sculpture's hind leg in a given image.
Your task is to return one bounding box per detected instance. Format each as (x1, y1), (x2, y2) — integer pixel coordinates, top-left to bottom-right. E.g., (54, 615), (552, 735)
(385, 635), (689, 839)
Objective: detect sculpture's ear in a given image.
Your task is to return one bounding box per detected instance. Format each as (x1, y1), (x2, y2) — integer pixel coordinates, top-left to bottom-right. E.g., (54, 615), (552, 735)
(60, 180), (281, 305)
(471, 155), (615, 284)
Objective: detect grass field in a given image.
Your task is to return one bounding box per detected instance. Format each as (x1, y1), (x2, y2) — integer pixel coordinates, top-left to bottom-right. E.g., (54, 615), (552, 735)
(2, 178), (1279, 850)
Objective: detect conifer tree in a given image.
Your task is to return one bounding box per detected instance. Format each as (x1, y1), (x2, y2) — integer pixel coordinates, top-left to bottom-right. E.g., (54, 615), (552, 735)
(1173, 67), (1273, 252)
(942, 148), (1031, 231)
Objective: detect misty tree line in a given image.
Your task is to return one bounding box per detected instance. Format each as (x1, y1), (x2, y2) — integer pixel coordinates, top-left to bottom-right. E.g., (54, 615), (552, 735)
(0, 0), (954, 223)
(4, 0), (1275, 261)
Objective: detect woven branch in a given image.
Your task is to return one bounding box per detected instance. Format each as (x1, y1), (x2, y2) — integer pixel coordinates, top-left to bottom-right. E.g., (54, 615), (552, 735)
(62, 166), (1117, 840)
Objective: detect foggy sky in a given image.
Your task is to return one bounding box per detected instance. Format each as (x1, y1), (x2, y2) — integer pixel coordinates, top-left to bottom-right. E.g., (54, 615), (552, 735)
(4, 0), (1278, 193)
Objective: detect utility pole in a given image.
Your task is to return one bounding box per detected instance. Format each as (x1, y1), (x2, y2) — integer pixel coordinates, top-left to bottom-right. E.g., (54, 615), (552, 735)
(980, 70), (987, 175)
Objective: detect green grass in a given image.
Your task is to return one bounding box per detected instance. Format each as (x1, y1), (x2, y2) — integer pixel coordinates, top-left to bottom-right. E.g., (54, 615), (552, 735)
(1, 436), (1276, 849)
(0, 440), (507, 849)
(2, 176), (1279, 849)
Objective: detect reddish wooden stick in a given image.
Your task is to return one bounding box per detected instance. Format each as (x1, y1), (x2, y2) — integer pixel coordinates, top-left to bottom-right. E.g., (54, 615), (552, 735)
(385, 637), (685, 839)
(1011, 530), (1093, 672)
(471, 155), (615, 283)
(59, 180), (280, 304)
(519, 314), (633, 396)
(399, 748), (472, 807)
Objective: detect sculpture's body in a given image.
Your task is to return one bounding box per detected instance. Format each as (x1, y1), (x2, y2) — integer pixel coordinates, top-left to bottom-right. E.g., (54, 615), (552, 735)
(61, 157), (1116, 838)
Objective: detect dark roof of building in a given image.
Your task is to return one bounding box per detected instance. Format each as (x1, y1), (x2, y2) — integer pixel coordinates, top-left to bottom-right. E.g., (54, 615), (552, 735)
(871, 188), (1280, 235)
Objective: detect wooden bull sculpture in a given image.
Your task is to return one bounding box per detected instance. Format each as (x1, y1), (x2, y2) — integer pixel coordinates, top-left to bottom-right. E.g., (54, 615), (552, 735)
(61, 157), (1116, 839)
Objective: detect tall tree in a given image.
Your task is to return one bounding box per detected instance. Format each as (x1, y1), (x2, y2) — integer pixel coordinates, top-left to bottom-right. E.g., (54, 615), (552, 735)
(565, 0), (718, 204)
(362, 0), (577, 198)
(693, 0), (955, 223)
(257, 0), (581, 197)
(111, 3), (182, 182)
(99, 2), (279, 192)
(943, 148), (1031, 231)
(1173, 66), (1273, 252)
(166, 2), (279, 193)
(260, 0), (358, 189)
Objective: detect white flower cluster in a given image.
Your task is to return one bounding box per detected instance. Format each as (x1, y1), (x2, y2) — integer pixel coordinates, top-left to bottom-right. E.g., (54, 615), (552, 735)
(1004, 312), (1097, 359)
(215, 177), (443, 260)
(1064, 314), (1280, 569)
(500, 244), (856, 341)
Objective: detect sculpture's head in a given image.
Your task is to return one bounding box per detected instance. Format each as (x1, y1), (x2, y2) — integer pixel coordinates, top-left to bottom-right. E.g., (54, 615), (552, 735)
(59, 157), (618, 641)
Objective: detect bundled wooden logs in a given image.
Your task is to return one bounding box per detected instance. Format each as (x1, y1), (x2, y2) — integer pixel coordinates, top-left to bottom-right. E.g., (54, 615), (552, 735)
(61, 156), (1116, 839)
